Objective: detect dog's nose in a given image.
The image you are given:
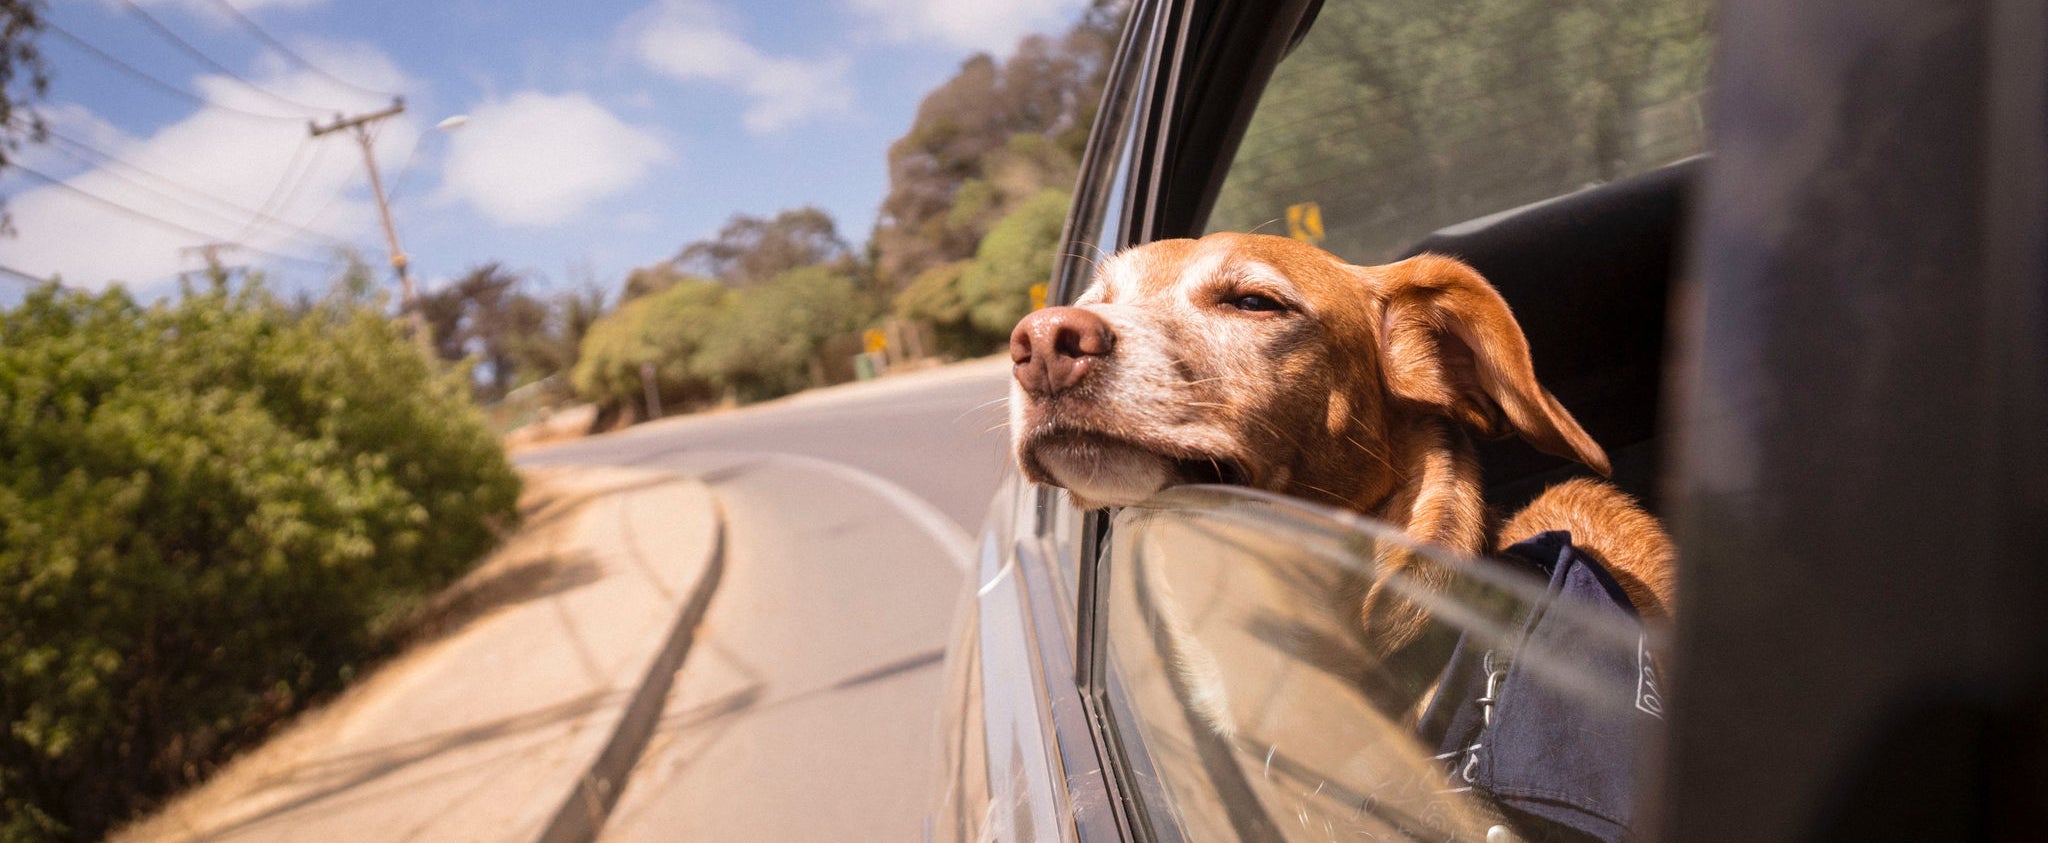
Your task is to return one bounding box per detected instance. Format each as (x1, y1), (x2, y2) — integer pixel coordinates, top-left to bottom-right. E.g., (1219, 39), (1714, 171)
(1011, 306), (1115, 396)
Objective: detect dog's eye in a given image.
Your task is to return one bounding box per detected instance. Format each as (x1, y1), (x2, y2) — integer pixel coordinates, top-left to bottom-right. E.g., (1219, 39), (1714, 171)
(1229, 293), (1287, 313)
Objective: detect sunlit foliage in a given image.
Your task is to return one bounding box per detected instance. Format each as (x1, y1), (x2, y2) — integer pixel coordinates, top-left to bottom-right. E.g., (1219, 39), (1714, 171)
(0, 273), (519, 840)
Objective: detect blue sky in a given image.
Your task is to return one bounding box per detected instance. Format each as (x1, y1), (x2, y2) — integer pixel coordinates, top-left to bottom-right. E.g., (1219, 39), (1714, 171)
(0, 0), (1089, 300)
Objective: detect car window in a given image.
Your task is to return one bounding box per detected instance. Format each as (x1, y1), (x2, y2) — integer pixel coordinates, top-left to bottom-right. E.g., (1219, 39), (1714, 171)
(1103, 487), (1664, 841)
(1204, 0), (1712, 264)
(1082, 0), (1711, 839)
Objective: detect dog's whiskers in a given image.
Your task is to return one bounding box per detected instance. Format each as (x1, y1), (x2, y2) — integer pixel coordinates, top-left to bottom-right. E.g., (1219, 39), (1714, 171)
(1292, 479), (1350, 503)
(954, 396), (1011, 424)
(1344, 429), (1397, 475)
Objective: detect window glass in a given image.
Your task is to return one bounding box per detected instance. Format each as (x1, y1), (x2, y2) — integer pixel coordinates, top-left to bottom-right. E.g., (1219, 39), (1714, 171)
(1084, 2), (1707, 839)
(1104, 488), (1666, 842)
(1206, 0), (1712, 263)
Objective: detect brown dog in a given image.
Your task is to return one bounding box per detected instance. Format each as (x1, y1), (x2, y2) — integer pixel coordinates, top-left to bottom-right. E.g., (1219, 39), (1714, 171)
(1009, 232), (1674, 655)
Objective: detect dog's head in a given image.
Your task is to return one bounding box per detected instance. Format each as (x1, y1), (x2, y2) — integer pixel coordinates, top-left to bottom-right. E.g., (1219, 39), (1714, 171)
(1009, 231), (1607, 510)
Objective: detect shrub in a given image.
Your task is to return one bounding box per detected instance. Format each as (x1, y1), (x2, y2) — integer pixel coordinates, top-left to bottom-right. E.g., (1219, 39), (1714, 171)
(570, 277), (728, 415)
(693, 265), (872, 402)
(959, 188), (1069, 338)
(576, 266), (876, 412)
(889, 189), (1069, 360)
(0, 277), (519, 840)
(893, 260), (990, 359)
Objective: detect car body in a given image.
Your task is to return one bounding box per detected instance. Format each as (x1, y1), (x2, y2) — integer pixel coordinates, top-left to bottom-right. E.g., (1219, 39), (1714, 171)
(929, 0), (2048, 840)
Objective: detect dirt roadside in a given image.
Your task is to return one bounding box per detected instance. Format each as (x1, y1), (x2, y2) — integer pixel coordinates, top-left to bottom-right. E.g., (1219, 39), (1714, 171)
(112, 465), (724, 843)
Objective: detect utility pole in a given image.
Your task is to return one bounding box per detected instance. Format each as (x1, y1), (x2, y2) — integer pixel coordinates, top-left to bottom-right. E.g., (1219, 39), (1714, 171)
(180, 242), (245, 279)
(310, 98), (429, 343)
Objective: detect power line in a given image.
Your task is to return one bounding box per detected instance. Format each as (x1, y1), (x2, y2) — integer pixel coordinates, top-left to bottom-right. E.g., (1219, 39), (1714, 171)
(37, 134), (350, 251)
(230, 132), (313, 240)
(270, 163), (360, 244)
(37, 127), (354, 248)
(0, 263), (57, 285)
(13, 163), (334, 268)
(229, 135), (337, 243)
(114, 0), (335, 115)
(42, 21), (306, 122)
(205, 0), (397, 99)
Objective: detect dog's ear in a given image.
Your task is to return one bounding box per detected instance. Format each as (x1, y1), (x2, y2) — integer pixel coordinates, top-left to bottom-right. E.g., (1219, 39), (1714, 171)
(1370, 254), (1611, 475)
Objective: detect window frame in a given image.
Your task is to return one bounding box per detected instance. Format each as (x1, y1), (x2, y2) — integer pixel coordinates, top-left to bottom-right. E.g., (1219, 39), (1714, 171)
(1046, 0), (1330, 838)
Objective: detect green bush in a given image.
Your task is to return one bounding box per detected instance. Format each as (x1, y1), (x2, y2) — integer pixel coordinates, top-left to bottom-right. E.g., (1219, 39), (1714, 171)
(890, 189), (1069, 359)
(960, 188), (1069, 338)
(0, 277), (520, 840)
(893, 260), (990, 359)
(693, 265), (872, 402)
(571, 277), (729, 415)
(576, 266), (875, 412)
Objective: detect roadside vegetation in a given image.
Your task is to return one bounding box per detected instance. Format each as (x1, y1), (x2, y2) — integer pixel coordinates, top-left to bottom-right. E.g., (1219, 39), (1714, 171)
(0, 269), (519, 840)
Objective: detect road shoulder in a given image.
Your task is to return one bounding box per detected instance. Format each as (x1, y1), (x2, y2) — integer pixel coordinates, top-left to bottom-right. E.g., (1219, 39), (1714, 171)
(112, 465), (724, 843)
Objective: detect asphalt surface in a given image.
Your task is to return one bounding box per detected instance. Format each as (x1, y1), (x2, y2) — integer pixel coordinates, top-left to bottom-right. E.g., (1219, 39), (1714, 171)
(518, 357), (1015, 532)
(514, 357), (1015, 840)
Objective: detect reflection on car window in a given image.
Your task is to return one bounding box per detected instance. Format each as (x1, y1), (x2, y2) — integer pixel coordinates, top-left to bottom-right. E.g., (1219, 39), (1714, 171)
(1105, 489), (1665, 842)
(1206, 0), (1712, 264)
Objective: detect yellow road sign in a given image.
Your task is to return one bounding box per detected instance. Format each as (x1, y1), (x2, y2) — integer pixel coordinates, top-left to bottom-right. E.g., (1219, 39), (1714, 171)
(863, 328), (888, 354)
(1029, 282), (1048, 311)
(1286, 201), (1325, 243)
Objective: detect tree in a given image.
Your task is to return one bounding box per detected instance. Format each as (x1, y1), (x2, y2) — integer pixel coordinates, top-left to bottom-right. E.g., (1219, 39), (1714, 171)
(620, 261), (690, 303)
(893, 260), (981, 358)
(675, 206), (855, 288)
(960, 188), (1070, 339)
(0, 0), (50, 234)
(868, 1), (1125, 290)
(693, 264), (872, 402)
(504, 282), (607, 400)
(417, 263), (560, 401)
(891, 189), (1070, 359)
(571, 277), (729, 415)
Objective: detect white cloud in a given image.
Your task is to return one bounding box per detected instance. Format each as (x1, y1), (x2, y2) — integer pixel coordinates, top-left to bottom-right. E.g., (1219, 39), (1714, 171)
(435, 92), (669, 227)
(9, 103), (131, 175)
(847, 0), (1088, 55)
(630, 0), (855, 133)
(0, 43), (411, 291)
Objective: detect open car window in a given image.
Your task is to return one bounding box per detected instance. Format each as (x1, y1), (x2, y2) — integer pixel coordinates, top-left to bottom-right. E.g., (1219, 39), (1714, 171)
(1104, 488), (1665, 841)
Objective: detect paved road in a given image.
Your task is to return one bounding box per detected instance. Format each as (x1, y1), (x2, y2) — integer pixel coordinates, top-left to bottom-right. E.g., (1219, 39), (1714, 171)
(520, 357), (1015, 531)
(515, 357), (1014, 840)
